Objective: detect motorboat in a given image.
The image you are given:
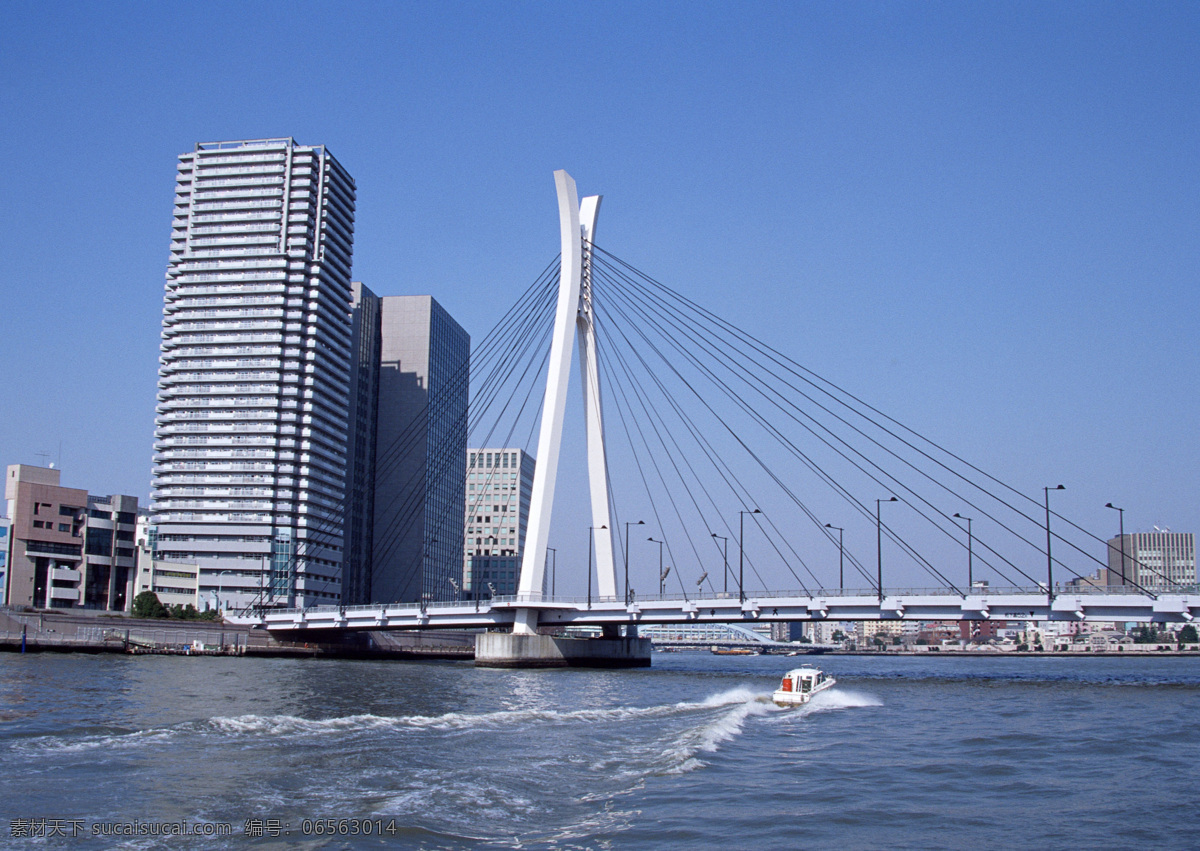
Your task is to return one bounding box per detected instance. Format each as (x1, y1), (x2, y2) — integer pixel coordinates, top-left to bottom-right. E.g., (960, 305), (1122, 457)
(772, 666), (835, 706)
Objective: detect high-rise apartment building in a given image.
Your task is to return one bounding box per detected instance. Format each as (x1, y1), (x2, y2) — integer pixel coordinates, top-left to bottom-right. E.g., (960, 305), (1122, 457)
(464, 448), (535, 598)
(346, 295), (469, 604)
(1106, 531), (1195, 588)
(151, 138), (356, 610)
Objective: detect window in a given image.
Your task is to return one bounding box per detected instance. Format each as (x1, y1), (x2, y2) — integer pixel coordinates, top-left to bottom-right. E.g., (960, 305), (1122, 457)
(58, 524), (70, 532)
(59, 506), (76, 516)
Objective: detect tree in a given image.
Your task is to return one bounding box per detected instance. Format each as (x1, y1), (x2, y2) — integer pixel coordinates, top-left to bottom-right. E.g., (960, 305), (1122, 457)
(1133, 626), (1159, 645)
(1178, 624), (1198, 645)
(132, 591), (166, 619)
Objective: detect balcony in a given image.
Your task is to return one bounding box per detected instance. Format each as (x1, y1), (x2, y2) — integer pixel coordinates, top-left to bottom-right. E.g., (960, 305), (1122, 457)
(51, 567), (81, 583)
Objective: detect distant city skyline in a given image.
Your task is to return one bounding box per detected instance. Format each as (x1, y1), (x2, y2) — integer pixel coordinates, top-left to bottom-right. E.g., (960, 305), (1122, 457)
(2, 3), (1197, 591)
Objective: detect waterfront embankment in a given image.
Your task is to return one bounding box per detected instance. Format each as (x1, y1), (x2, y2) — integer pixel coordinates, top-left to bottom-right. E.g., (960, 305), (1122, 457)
(0, 608), (474, 660)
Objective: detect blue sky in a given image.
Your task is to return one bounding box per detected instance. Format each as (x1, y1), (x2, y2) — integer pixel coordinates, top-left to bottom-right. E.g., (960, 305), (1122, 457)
(2, 2), (1196, 590)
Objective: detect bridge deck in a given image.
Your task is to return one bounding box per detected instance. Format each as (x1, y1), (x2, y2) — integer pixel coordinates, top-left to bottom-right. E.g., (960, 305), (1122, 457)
(227, 587), (1198, 632)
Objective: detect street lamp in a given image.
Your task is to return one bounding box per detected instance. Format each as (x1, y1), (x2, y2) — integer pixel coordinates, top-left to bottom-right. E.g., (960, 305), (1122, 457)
(1044, 485), (1065, 600)
(824, 524), (844, 592)
(547, 547), (557, 597)
(624, 520), (644, 605)
(1105, 502), (1126, 586)
(214, 569), (236, 612)
(648, 537), (664, 596)
(711, 533), (728, 594)
(448, 577), (460, 602)
(738, 509), (761, 603)
(423, 537), (438, 601)
(588, 525), (607, 608)
(876, 497), (897, 602)
(952, 513), (973, 589)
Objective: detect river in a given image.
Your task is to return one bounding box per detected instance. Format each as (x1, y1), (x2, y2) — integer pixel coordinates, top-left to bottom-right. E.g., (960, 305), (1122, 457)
(2, 651), (1198, 849)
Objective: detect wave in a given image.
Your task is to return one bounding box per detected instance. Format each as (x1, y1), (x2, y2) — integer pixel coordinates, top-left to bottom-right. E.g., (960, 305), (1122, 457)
(15, 692), (759, 755)
(17, 685), (878, 764)
(806, 687), (883, 711)
(659, 693), (779, 774)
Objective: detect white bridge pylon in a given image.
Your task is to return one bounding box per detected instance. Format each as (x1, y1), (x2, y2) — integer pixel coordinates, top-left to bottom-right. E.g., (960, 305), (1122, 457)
(512, 171), (615, 634)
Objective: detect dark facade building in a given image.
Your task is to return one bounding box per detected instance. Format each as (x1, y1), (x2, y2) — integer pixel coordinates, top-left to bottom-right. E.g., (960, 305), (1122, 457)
(342, 294), (469, 604)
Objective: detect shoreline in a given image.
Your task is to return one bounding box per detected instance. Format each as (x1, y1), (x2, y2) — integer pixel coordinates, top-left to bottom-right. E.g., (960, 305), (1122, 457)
(3, 608), (1196, 661)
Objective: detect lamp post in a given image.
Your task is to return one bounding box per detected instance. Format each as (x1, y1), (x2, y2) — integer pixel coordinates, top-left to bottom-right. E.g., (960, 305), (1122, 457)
(547, 547), (557, 597)
(1044, 485), (1065, 600)
(588, 525), (606, 608)
(952, 513), (973, 589)
(648, 537), (664, 596)
(624, 520), (644, 605)
(824, 524), (844, 592)
(738, 509), (761, 604)
(876, 497), (897, 602)
(214, 569), (236, 612)
(711, 533), (728, 595)
(423, 537), (437, 603)
(448, 577), (460, 602)
(1105, 502), (1126, 586)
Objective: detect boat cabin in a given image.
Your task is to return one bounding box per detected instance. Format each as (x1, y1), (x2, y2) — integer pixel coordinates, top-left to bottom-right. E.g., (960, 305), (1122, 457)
(778, 667), (828, 695)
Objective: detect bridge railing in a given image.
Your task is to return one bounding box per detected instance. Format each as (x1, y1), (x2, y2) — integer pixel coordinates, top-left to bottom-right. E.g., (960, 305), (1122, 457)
(246, 583), (1198, 620)
(486, 585), (1194, 606)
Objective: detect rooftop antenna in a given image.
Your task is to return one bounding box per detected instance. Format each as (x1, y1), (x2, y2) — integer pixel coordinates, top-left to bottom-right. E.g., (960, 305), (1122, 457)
(35, 451), (50, 468)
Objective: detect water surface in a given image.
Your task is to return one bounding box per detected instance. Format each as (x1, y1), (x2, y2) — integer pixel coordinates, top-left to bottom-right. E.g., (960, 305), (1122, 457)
(2, 652), (1197, 848)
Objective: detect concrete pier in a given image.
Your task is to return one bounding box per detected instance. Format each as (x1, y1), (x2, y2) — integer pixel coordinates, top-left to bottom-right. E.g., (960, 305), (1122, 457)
(475, 633), (652, 668)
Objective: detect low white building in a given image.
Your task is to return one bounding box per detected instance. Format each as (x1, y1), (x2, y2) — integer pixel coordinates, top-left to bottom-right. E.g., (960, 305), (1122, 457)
(133, 514), (200, 610)
(133, 557), (200, 610)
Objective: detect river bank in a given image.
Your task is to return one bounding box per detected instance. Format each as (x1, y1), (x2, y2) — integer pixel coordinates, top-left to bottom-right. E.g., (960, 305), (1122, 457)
(0, 608), (473, 660)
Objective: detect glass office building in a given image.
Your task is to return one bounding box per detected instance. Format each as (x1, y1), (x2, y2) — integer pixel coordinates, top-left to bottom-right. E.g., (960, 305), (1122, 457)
(345, 295), (470, 604)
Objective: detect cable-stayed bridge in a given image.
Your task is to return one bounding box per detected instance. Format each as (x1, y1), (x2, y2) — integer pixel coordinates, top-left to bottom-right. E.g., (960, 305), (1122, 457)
(231, 171), (1195, 661)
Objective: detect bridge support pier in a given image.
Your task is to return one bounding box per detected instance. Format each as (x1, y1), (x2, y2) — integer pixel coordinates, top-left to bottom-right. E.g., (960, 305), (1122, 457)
(475, 633), (651, 668)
